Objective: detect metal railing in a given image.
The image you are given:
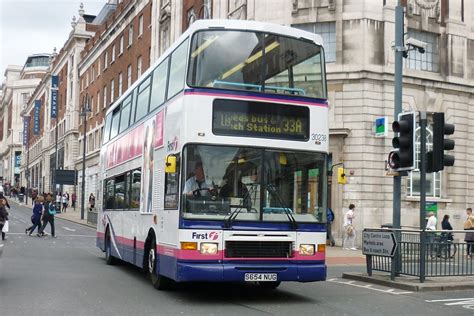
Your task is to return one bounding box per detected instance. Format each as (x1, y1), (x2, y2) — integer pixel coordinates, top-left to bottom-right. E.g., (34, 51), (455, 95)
(365, 228), (474, 282)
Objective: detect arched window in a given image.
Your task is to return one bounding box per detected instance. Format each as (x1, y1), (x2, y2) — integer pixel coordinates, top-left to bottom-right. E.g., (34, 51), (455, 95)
(406, 125), (441, 197)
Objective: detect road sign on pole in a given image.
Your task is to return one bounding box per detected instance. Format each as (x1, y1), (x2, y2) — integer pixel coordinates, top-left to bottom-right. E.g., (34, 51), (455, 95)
(362, 230), (397, 257)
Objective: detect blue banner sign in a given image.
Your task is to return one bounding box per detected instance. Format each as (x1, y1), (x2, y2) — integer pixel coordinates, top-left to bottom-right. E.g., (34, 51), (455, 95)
(23, 116), (30, 146)
(51, 75), (59, 118)
(34, 100), (41, 134)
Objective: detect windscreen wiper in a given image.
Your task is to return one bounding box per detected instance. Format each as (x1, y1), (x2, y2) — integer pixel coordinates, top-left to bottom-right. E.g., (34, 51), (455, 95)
(223, 189), (251, 229)
(265, 184), (298, 230)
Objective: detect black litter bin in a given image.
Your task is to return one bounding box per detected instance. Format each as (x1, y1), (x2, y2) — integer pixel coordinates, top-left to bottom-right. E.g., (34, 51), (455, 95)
(18, 194), (24, 203)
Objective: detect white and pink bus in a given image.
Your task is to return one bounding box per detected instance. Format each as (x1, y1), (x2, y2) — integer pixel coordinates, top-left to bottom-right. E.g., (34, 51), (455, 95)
(97, 19), (329, 290)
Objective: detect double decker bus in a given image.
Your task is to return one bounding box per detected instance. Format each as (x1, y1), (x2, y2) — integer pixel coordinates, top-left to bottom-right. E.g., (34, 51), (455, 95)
(97, 19), (329, 290)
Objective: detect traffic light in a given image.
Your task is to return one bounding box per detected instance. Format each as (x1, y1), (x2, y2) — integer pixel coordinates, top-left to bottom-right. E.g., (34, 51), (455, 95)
(427, 112), (455, 173)
(337, 167), (347, 184)
(389, 112), (415, 171)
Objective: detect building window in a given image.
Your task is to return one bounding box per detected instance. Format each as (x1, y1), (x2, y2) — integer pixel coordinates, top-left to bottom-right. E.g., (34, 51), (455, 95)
(406, 126), (441, 198)
(160, 21), (170, 54)
(293, 22), (336, 63)
(118, 72), (123, 96)
(91, 66), (95, 82)
(97, 59), (100, 76)
(103, 85), (108, 109)
(111, 45), (116, 63)
(119, 35), (124, 55)
(405, 29), (439, 72)
(128, 25), (134, 46)
(90, 96), (94, 114)
(21, 93), (30, 107)
(110, 79), (115, 102)
(127, 64), (132, 88)
(97, 90), (101, 113)
(137, 56), (143, 77)
(138, 15), (144, 37)
(104, 51), (108, 70)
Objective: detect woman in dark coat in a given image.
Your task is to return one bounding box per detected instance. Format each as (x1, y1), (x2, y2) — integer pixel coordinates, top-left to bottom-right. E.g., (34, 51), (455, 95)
(25, 197), (44, 236)
(0, 204), (8, 240)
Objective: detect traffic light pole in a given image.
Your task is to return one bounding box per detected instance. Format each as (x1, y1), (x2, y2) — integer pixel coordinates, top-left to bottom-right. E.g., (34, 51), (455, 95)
(392, 2), (404, 276)
(393, 2), (403, 232)
(419, 112), (427, 283)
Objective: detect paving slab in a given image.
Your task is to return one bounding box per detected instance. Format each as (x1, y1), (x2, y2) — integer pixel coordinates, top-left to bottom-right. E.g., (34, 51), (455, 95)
(343, 271), (474, 292)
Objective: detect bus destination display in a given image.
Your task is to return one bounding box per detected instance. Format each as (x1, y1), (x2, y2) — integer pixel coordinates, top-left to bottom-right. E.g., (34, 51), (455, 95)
(213, 99), (309, 141)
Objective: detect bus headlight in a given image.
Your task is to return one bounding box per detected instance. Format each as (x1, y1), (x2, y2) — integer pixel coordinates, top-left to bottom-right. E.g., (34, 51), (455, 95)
(299, 244), (315, 256)
(200, 243), (218, 255)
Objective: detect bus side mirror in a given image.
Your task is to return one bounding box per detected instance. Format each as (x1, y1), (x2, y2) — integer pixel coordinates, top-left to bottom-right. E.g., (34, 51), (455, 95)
(165, 155), (177, 173)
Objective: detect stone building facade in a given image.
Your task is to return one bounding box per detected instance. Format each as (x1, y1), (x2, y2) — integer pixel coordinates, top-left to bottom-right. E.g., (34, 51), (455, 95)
(0, 55), (49, 190)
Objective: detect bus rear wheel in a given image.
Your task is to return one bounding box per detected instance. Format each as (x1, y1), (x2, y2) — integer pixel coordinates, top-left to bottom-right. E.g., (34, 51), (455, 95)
(146, 237), (173, 290)
(105, 229), (117, 265)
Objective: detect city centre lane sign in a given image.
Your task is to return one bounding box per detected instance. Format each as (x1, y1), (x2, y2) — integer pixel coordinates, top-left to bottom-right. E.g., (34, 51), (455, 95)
(362, 230), (397, 257)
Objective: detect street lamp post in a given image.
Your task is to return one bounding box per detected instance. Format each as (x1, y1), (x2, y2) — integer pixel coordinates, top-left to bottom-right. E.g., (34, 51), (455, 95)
(80, 95), (91, 220)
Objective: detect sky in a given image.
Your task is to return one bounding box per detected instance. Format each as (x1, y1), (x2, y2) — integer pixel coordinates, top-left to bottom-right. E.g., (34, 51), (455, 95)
(0, 0), (106, 76)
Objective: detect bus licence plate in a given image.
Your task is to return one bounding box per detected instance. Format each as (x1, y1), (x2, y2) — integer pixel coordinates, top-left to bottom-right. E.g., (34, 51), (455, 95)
(244, 273), (277, 282)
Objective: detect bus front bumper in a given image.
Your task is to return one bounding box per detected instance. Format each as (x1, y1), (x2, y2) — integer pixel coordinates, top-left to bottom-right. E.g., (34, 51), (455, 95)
(175, 261), (326, 282)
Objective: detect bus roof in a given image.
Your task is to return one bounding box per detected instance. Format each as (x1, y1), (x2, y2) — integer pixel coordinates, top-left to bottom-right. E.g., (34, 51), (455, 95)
(105, 20), (324, 117)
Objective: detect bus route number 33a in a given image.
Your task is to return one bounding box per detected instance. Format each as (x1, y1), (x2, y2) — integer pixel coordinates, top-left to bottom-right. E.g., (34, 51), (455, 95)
(244, 273), (278, 282)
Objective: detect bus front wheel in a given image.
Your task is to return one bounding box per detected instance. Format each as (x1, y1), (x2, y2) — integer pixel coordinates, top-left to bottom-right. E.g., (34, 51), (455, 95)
(146, 236), (173, 290)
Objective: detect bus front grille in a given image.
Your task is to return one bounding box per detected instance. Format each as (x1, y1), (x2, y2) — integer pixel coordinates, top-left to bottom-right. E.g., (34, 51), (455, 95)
(224, 241), (293, 258)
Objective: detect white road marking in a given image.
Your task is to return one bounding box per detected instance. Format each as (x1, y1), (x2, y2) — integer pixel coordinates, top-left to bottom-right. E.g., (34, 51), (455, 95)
(62, 227), (76, 232)
(426, 298), (474, 310)
(328, 278), (413, 296)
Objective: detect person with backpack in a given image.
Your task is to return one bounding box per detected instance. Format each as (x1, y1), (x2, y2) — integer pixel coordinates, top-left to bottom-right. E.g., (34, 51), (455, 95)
(38, 193), (56, 238)
(25, 196), (44, 236)
(326, 207), (336, 246)
(464, 208), (474, 258)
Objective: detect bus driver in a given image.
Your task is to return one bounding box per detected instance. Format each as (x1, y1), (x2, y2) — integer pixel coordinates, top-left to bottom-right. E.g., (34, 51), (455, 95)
(184, 162), (211, 196)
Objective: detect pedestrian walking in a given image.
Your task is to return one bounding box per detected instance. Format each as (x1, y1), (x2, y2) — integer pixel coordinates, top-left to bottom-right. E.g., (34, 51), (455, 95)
(71, 192), (77, 210)
(441, 215), (454, 258)
(343, 204), (357, 250)
(0, 203), (9, 240)
(62, 193), (68, 213)
(89, 193), (96, 211)
(38, 194), (56, 238)
(0, 192), (11, 209)
(56, 192), (62, 212)
(464, 208), (474, 258)
(326, 207), (336, 246)
(25, 196), (44, 236)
